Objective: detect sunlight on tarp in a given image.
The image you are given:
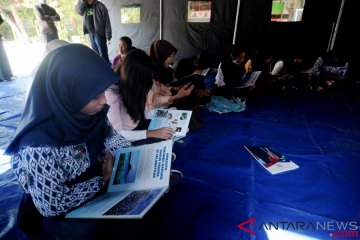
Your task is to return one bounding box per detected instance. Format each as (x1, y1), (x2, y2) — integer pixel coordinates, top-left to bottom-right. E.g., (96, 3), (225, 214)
(264, 225), (321, 240)
(0, 149), (11, 174)
(3, 41), (43, 76)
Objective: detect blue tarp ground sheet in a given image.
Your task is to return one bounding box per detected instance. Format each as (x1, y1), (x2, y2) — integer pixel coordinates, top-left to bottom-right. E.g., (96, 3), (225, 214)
(0, 77), (360, 240)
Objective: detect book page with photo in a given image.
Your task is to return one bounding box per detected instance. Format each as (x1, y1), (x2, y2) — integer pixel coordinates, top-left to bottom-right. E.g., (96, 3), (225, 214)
(66, 140), (173, 219)
(148, 108), (192, 140)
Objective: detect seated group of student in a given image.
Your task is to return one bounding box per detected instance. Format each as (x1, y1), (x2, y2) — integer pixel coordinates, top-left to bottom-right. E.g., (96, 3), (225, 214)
(6, 37), (215, 239)
(106, 37), (202, 143)
(216, 45), (349, 95)
(6, 36), (350, 239)
(108, 38), (349, 126)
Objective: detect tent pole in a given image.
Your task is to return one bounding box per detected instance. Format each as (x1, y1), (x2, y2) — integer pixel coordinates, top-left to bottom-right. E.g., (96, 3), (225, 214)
(329, 0), (345, 51)
(232, 0), (241, 45)
(160, 0), (163, 40)
(327, 23), (335, 52)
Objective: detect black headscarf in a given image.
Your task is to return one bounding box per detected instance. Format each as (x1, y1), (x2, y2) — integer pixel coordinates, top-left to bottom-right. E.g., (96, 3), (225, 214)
(6, 44), (119, 163)
(149, 40), (177, 84)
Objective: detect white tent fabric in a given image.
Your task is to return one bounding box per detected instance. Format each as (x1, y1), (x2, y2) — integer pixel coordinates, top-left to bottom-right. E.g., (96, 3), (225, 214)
(104, 0), (160, 60)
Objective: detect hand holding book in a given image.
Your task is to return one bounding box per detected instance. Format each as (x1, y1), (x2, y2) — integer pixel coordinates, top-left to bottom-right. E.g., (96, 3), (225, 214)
(98, 152), (115, 182)
(148, 108), (193, 142)
(166, 68), (212, 88)
(174, 83), (194, 98)
(66, 140), (173, 219)
(146, 127), (175, 140)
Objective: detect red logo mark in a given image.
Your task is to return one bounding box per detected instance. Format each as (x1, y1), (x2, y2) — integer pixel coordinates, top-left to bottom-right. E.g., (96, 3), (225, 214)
(237, 217), (256, 235)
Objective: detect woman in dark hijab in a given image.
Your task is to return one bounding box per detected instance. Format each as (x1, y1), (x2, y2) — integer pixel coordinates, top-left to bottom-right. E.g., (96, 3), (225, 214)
(6, 43), (130, 238)
(149, 39), (177, 85)
(148, 40), (194, 109)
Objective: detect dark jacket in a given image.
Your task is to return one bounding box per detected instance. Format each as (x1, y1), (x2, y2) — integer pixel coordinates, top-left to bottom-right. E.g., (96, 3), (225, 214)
(33, 3), (60, 34)
(75, 0), (112, 40)
(221, 57), (246, 87)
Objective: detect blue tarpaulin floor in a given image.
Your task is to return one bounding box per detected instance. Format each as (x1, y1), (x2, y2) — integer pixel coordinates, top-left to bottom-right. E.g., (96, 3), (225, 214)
(1, 77), (360, 239)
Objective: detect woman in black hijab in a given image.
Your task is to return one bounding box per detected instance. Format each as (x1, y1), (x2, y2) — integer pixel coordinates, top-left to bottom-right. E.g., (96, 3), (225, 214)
(148, 40), (194, 109)
(6, 44), (130, 238)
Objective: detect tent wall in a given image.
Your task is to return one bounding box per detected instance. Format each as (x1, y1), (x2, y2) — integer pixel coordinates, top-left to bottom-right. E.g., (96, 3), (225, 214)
(332, 0), (360, 77)
(105, 0), (238, 61)
(105, 0), (160, 59)
(233, 0), (272, 52)
(234, 0), (343, 58)
(300, 0), (341, 56)
(333, 0), (358, 55)
(162, 0), (238, 60)
(104, 0), (354, 63)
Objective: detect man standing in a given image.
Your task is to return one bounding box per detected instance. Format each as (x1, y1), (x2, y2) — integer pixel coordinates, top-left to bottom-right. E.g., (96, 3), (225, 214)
(34, 0), (60, 43)
(76, 0), (112, 64)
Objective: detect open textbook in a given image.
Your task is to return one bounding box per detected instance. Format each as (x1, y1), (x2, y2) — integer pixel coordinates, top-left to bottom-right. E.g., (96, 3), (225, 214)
(244, 145), (299, 174)
(66, 140), (173, 219)
(148, 108), (192, 142)
(235, 71), (262, 88)
(166, 68), (213, 88)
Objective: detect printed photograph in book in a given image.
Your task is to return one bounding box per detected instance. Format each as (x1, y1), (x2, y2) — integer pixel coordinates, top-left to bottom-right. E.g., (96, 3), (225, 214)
(65, 140), (173, 219)
(103, 189), (164, 216)
(113, 151), (140, 185)
(149, 109), (192, 140)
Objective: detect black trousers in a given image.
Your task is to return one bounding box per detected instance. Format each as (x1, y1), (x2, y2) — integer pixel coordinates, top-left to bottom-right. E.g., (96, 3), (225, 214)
(17, 193), (167, 239)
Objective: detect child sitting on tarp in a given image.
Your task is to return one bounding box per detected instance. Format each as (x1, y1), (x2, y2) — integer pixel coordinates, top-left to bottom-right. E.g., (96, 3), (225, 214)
(172, 52), (219, 130)
(172, 51), (216, 108)
(148, 39), (194, 109)
(252, 48), (285, 76)
(111, 36), (136, 68)
(149, 40), (206, 130)
(106, 49), (175, 142)
(6, 44), (131, 239)
(215, 45), (253, 88)
(310, 50), (349, 91)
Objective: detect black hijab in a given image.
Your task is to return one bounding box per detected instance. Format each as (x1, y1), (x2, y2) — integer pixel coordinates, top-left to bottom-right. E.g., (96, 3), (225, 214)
(6, 44), (119, 162)
(149, 40), (177, 84)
